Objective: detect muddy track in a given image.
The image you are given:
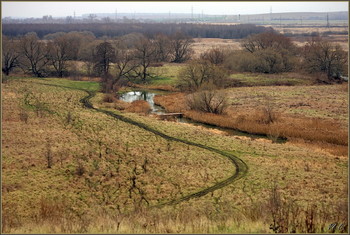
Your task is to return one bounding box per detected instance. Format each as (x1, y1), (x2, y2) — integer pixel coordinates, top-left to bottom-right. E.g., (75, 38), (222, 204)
(32, 82), (248, 207)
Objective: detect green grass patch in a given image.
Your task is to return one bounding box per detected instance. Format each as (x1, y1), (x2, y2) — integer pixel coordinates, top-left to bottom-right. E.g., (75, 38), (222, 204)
(230, 73), (314, 86)
(7, 76), (100, 92)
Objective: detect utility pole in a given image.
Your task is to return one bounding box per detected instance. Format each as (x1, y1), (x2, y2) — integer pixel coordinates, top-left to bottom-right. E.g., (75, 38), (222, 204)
(191, 6), (193, 19)
(280, 15), (282, 28)
(326, 13), (330, 28)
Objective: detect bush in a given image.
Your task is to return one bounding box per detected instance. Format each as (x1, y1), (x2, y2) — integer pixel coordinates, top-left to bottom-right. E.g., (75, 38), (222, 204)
(200, 47), (225, 65)
(302, 37), (348, 80)
(187, 90), (228, 114)
(178, 59), (228, 91)
(126, 100), (151, 114)
(103, 93), (118, 103)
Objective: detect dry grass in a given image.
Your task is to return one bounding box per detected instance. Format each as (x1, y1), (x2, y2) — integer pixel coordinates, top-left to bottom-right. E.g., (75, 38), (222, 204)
(154, 84), (348, 156)
(154, 92), (187, 113)
(125, 100), (151, 114)
(102, 93), (118, 103)
(191, 38), (242, 58)
(2, 78), (348, 233)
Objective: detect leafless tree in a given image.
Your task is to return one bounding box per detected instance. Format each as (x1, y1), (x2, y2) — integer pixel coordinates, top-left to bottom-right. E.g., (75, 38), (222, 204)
(200, 47), (225, 65)
(187, 90), (228, 114)
(93, 41), (116, 76)
(47, 34), (75, 77)
(2, 36), (21, 75)
(133, 36), (156, 81)
(242, 31), (295, 53)
(115, 48), (138, 82)
(303, 37), (348, 80)
(154, 33), (172, 62)
(169, 32), (194, 63)
(19, 32), (49, 77)
(178, 59), (228, 91)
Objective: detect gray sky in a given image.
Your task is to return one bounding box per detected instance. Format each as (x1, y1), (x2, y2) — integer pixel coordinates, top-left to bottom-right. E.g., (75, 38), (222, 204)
(2, 1), (349, 18)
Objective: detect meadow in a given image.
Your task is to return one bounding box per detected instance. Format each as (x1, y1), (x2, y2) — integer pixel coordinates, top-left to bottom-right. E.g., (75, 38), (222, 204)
(2, 20), (348, 233)
(2, 76), (348, 233)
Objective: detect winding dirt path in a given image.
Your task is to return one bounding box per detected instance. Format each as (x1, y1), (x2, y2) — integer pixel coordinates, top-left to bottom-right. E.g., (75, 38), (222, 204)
(33, 82), (248, 206)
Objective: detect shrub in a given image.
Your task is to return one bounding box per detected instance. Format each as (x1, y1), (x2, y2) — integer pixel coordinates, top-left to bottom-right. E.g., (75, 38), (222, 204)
(103, 93), (118, 103)
(200, 47), (226, 65)
(302, 37), (348, 80)
(19, 108), (29, 123)
(178, 59), (228, 91)
(126, 100), (151, 114)
(187, 90), (228, 114)
(76, 161), (86, 176)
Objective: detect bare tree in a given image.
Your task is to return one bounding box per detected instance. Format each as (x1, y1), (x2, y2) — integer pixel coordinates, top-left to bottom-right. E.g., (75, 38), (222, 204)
(154, 33), (171, 62)
(2, 36), (21, 75)
(19, 32), (49, 77)
(242, 31), (294, 53)
(303, 37), (348, 80)
(46, 34), (75, 77)
(79, 40), (99, 77)
(200, 47), (225, 65)
(187, 90), (228, 114)
(93, 41), (116, 76)
(133, 36), (156, 82)
(240, 32), (298, 73)
(178, 59), (228, 91)
(169, 32), (194, 63)
(115, 48), (138, 82)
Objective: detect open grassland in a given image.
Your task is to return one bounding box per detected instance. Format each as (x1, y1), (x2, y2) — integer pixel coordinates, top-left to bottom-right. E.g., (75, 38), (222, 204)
(2, 77), (348, 233)
(137, 64), (316, 89)
(154, 84), (348, 156)
(190, 29), (348, 58)
(191, 38), (242, 58)
(229, 72), (315, 86)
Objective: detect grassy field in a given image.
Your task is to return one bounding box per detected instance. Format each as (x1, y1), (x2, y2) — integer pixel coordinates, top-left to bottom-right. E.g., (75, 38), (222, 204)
(229, 72), (316, 86)
(154, 83), (348, 156)
(2, 77), (348, 233)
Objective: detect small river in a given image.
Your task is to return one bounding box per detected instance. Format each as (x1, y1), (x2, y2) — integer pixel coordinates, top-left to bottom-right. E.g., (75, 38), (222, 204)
(119, 90), (282, 141)
(119, 90), (166, 114)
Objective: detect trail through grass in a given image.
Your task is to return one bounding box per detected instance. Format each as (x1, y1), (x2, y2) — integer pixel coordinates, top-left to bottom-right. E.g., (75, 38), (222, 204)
(30, 79), (248, 206)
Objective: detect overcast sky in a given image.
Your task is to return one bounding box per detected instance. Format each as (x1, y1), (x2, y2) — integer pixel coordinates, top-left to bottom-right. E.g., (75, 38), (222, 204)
(2, 1), (349, 18)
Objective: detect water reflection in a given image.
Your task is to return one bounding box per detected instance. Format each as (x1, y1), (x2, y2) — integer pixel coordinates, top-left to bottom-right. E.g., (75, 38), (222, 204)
(119, 91), (165, 114)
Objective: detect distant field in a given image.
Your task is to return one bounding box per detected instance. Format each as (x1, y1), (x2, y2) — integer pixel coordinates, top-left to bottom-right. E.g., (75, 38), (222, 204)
(191, 38), (242, 58)
(189, 25), (348, 54)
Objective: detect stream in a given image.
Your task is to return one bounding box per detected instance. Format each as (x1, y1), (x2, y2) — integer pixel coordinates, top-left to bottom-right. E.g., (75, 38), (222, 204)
(119, 90), (279, 141)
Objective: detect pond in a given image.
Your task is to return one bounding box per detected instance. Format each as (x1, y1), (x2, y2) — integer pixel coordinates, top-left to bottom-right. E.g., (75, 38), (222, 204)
(119, 90), (166, 114)
(119, 90), (286, 142)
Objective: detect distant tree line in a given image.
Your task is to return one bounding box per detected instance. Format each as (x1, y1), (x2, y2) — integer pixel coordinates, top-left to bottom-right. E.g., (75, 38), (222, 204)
(2, 31), (194, 91)
(2, 23), (272, 39)
(179, 32), (348, 92)
(3, 30), (347, 92)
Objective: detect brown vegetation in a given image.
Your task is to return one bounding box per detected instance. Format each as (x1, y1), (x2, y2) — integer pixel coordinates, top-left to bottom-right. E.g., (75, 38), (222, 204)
(154, 89), (348, 155)
(125, 100), (151, 114)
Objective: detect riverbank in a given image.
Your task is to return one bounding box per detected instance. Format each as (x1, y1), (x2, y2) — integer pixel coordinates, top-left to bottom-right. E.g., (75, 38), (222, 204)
(153, 85), (348, 156)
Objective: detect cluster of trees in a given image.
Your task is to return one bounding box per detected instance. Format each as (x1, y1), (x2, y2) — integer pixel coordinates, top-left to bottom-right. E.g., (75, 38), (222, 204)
(222, 32), (347, 79)
(176, 32), (347, 114)
(3, 30), (347, 89)
(2, 31), (194, 91)
(2, 31), (94, 77)
(3, 23), (271, 39)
